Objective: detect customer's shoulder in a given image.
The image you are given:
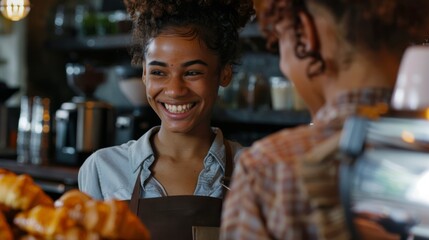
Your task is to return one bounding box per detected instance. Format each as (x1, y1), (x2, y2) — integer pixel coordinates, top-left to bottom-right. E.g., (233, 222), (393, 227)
(240, 125), (323, 167)
(256, 124), (315, 148)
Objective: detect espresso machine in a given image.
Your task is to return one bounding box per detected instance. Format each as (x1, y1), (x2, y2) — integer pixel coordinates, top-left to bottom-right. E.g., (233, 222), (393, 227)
(340, 115), (429, 240)
(55, 63), (115, 166)
(338, 46), (429, 240)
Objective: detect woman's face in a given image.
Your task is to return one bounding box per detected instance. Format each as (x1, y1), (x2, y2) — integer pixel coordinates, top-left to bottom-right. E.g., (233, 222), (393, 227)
(143, 32), (230, 134)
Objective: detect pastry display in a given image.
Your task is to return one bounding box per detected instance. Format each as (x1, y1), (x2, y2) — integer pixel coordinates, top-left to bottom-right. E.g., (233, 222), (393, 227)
(0, 170), (53, 211)
(0, 169), (150, 240)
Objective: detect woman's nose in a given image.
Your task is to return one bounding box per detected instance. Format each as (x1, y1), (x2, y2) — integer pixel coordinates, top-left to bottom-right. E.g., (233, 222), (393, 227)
(164, 74), (188, 97)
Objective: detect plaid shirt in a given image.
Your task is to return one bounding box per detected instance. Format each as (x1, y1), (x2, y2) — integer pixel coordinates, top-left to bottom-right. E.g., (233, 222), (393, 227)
(220, 88), (392, 240)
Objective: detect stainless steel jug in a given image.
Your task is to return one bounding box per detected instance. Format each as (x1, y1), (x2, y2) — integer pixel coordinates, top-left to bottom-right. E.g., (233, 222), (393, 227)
(55, 98), (114, 166)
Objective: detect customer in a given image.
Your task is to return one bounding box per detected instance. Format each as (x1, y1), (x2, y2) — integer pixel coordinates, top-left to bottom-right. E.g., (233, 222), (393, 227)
(78, 0), (254, 239)
(221, 0), (429, 239)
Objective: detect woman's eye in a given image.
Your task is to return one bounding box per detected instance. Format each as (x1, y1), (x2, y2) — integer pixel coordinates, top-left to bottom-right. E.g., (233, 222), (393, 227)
(150, 70), (167, 76)
(185, 71), (202, 76)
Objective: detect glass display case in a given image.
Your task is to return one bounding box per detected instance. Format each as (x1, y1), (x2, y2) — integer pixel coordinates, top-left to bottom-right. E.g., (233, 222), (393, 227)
(340, 116), (429, 240)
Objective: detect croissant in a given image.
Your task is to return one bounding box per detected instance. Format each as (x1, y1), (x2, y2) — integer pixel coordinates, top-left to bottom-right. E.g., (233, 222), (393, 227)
(14, 205), (76, 237)
(17, 189), (150, 240)
(0, 168), (13, 176)
(14, 205), (101, 240)
(0, 173), (53, 210)
(54, 189), (92, 209)
(71, 199), (150, 240)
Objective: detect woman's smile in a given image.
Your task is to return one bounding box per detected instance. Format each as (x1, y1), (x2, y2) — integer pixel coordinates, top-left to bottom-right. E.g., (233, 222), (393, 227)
(163, 103), (196, 114)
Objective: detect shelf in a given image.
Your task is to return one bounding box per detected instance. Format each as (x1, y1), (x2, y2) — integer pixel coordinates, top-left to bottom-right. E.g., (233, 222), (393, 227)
(46, 22), (263, 52)
(46, 34), (132, 51)
(212, 108), (311, 126)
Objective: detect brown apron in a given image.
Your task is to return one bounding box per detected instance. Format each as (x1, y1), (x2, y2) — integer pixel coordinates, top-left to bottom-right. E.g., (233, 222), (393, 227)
(128, 141), (232, 240)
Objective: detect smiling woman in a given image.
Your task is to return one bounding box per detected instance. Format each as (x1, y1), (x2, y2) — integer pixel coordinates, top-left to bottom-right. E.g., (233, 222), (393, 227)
(77, 0), (255, 239)
(144, 33), (230, 135)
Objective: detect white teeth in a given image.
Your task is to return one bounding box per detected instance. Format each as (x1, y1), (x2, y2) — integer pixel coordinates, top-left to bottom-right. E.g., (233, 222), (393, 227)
(164, 103), (193, 113)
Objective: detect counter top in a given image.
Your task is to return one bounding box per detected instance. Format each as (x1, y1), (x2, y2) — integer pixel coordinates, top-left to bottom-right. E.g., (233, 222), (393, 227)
(0, 159), (78, 185)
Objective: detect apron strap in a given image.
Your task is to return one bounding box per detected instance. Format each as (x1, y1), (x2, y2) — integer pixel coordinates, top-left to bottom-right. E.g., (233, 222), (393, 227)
(221, 139), (233, 188)
(130, 165), (143, 214)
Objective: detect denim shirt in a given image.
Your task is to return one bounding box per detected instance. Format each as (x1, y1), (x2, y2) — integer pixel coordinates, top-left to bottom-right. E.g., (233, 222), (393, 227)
(78, 126), (243, 200)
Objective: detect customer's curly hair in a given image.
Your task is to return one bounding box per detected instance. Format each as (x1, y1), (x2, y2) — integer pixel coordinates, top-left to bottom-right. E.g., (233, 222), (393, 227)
(255, 0), (429, 76)
(123, 0), (255, 67)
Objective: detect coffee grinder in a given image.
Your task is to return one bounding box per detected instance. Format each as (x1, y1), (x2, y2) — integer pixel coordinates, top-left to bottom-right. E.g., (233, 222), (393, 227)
(55, 63), (115, 166)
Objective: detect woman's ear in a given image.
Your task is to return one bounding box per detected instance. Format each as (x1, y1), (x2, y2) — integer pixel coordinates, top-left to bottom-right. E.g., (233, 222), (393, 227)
(142, 64), (147, 85)
(297, 10), (319, 53)
(220, 65), (233, 87)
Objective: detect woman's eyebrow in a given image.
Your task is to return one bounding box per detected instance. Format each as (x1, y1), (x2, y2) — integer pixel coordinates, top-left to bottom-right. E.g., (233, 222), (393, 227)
(182, 60), (208, 67)
(148, 60), (209, 67)
(148, 61), (168, 67)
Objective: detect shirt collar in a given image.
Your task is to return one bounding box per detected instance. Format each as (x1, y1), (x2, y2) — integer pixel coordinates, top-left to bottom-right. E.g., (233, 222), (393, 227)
(314, 87), (393, 125)
(207, 128), (227, 172)
(129, 126), (160, 173)
(128, 126), (227, 173)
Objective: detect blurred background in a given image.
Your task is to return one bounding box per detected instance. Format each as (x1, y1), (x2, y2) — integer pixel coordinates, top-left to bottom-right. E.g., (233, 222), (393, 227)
(0, 0), (311, 151)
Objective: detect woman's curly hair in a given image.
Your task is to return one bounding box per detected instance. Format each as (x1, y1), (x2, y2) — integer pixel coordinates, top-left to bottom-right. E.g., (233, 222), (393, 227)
(123, 0), (255, 67)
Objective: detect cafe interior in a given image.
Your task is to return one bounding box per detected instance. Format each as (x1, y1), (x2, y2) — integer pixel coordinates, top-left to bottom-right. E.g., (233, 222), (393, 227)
(0, 0), (429, 239)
